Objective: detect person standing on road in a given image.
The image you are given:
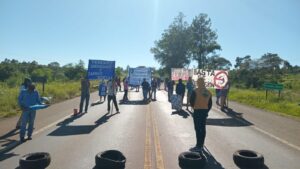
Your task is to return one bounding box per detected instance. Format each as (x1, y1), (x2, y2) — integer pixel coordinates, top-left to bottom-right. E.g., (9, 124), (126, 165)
(186, 77), (195, 110)
(116, 77), (122, 92)
(18, 83), (42, 142)
(16, 77), (32, 129)
(99, 79), (107, 102)
(151, 78), (158, 100)
(141, 78), (150, 101)
(189, 78), (212, 152)
(215, 88), (221, 106)
(122, 78), (129, 102)
(107, 79), (120, 113)
(167, 80), (175, 101)
(79, 76), (90, 113)
(220, 81), (230, 111)
(176, 79), (186, 104)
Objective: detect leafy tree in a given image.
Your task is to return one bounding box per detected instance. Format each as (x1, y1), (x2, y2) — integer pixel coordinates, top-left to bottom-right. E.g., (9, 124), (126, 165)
(31, 68), (52, 82)
(115, 67), (123, 78)
(189, 13), (221, 69)
(206, 55), (232, 70)
(258, 53), (283, 69)
(48, 62), (62, 80)
(234, 55), (252, 70)
(151, 12), (191, 75)
(63, 60), (86, 80)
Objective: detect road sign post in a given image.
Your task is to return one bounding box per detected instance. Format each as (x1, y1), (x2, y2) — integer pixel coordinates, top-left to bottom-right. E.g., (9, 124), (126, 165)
(263, 83), (283, 99)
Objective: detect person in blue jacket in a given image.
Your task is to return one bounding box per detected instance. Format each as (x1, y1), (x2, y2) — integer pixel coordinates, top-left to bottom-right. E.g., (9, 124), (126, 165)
(18, 83), (41, 142)
(16, 77), (32, 129)
(99, 79), (107, 102)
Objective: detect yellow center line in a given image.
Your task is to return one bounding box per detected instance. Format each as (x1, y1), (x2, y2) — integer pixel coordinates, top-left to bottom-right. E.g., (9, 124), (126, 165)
(144, 106), (152, 169)
(150, 105), (165, 169)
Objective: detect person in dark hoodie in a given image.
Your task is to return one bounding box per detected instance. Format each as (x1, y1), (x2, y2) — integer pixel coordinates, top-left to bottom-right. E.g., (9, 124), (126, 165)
(189, 77), (212, 152)
(175, 79), (185, 104)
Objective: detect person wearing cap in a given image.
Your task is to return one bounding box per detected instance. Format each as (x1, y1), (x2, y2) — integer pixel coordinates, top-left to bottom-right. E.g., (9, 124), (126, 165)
(18, 83), (41, 142)
(16, 77), (32, 129)
(189, 78), (212, 152)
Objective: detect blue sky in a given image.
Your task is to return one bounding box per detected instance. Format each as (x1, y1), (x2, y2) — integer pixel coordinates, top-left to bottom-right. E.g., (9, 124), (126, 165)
(0, 0), (299, 69)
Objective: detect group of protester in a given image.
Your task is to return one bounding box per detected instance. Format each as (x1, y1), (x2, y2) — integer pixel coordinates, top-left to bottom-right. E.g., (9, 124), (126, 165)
(16, 74), (229, 154)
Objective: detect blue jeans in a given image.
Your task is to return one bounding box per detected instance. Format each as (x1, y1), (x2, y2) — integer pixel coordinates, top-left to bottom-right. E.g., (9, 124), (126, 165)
(143, 89), (148, 100)
(20, 110), (36, 139)
(151, 88), (156, 99)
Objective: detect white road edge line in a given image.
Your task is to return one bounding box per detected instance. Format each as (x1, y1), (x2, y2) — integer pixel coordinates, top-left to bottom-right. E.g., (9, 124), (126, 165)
(212, 107), (300, 152)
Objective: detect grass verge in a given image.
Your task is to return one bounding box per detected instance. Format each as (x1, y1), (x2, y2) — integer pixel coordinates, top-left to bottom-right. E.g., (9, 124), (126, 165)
(0, 81), (98, 118)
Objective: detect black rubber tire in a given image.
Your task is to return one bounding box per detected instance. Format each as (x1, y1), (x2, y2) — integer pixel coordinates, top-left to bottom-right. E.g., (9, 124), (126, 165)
(95, 150), (126, 169)
(19, 152), (51, 169)
(233, 150), (264, 168)
(178, 151), (206, 169)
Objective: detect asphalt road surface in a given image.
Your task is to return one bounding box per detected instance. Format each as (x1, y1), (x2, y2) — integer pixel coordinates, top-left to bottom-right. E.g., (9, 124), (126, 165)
(0, 89), (300, 169)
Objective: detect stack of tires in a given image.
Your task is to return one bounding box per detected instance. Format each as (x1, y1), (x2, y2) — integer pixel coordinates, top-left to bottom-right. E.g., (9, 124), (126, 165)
(19, 152), (51, 169)
(95, 150), (126, 169)
(178, 151), (207, 169)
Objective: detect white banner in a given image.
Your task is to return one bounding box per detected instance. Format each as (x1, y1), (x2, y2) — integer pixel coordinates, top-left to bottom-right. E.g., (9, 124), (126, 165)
(171, 68), (229, 89)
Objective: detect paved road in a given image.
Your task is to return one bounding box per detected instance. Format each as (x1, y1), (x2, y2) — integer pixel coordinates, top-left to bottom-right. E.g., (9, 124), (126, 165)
(0, 89), (300, 169)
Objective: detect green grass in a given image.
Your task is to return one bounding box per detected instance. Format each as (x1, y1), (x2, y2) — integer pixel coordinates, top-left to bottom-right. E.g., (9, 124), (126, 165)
(0, 81), (98, 118)
(227, 88), (300, 118)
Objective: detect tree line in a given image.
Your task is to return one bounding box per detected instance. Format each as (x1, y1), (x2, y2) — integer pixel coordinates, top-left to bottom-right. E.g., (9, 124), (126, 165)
(151, 13), (300, 89)
(0, 59), (86, 87)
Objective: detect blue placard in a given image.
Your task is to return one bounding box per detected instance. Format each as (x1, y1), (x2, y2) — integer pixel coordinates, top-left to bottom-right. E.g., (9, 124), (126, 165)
(87, 60), (115, 80)
(128, 67), (152, 86)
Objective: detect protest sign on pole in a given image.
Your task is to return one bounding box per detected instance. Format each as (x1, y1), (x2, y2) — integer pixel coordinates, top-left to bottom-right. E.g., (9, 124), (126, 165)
(171, 68), (190, 81)
(87, 60), (115, 80)
(128, 67), (152, 86)
(192, 69), (228, 89)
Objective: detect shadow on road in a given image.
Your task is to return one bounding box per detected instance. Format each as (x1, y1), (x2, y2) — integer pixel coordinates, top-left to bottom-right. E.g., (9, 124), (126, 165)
(202, 146), (226, 169)
(119, 100), (149, 105)
(0, 148), (19, 162)
(171, 109), (190, 118)
(0, 128), (21, 161)
(48, 112), (119, 136)
(188, 107), (253, 127)
(91, 100), (105, 106)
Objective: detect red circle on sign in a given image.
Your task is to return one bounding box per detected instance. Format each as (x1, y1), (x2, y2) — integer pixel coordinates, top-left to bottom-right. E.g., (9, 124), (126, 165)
(214, 71), (228, 89)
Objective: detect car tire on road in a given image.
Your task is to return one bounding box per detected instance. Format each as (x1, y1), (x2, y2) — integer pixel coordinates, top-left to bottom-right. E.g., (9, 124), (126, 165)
(178, 151), (206, 169)
(19, 152), (51, 169)
(233, 149), (264, 168)
(95, 150), (126, 169)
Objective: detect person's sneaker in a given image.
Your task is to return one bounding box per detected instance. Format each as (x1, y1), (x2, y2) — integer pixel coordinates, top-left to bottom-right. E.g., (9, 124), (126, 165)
(189, 146), (203, 152)
(116, 110), (120, 113)
(27, 136), (32, 140)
